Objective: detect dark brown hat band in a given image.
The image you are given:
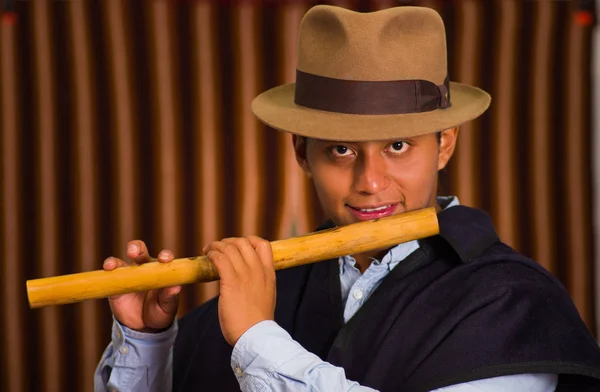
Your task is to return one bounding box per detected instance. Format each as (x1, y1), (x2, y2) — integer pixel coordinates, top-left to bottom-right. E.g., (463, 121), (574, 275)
(294, 69), (451, 115)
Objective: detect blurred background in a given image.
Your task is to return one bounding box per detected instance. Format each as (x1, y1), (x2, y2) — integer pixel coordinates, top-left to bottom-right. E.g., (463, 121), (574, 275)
(1, 0), (599, 390)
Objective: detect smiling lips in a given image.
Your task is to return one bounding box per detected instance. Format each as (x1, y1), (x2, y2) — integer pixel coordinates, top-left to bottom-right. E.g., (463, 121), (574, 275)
(346, 203), (398, 220)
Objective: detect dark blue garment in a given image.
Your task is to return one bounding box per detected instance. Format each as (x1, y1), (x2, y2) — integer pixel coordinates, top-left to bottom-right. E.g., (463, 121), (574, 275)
(173, 206), (600, 391)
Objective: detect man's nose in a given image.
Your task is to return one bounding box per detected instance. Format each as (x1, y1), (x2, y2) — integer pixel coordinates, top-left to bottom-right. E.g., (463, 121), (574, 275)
(353, 154), (390, 195)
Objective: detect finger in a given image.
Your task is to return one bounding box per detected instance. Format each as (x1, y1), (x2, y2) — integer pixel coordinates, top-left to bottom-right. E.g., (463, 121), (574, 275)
(142, 288), (179, 330)
(103, 256), (129, 271)
(157, 286), (182, 314)
(223, 238), (262, 275)
(248, 236), (277, 310)
(206, 240), (249, 276)
(247, 236), (275, 280)
(157, 249), (175, 263)
(105, 256), (135, 301)
(207, 250), (236, 282)
(161, 285), (182, 298)
(127, 240), (152, 265)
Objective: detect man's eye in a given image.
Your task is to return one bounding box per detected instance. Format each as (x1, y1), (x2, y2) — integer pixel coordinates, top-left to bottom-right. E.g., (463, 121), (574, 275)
(331, 145), (353, 156)
(389, 141), (407, 153)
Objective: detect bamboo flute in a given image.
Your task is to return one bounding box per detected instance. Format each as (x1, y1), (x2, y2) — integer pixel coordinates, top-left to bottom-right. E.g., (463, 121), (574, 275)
(26, 207), (439, 309)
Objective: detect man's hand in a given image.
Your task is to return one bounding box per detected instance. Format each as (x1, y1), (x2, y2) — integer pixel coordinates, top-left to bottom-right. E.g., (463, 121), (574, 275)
(103, 240), (182, 332)
(203, 236), (276, 346)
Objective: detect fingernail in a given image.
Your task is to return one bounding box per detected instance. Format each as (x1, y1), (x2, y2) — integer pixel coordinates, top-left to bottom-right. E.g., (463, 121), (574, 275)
(127, 243), (138, 255)
(104, 257), (115, 268)
(158, 250), (169, 260)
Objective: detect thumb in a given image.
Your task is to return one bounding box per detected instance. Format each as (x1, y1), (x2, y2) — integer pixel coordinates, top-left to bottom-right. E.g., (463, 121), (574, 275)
(156, 285), (182, 315)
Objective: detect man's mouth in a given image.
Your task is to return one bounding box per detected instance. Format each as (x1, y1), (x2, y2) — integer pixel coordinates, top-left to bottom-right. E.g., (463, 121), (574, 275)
(346, 203), (398, 220)
(355, 205), (392, 212)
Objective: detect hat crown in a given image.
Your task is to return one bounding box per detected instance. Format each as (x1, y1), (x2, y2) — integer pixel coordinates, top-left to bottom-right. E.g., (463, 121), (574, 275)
(297, 5), (448, 84)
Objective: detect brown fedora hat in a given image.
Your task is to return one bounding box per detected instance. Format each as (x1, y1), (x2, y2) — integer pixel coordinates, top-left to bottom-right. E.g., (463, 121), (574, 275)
(251, 5), (491, 141)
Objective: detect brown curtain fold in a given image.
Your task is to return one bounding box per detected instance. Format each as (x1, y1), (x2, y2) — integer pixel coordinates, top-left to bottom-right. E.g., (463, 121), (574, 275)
(0, 1), (597, 390)
(275, 2), (311, 239)
(234, 3), (264, 237)
(491, 0), (519, 250)
(192, 1), (222, 303)
(32, 1), (62, 391)
(149, 1), (182, 252)
(450, 0), (483, 209)
(530, 0), (556, 273)
(67, 2), (102, 389)
(1, 11), (26, 392)
(565, 6), (594, 326)
(104, 0), (140, 263)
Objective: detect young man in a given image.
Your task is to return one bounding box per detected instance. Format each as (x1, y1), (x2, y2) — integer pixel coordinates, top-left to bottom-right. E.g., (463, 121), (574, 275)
(95, 5), (600, 391)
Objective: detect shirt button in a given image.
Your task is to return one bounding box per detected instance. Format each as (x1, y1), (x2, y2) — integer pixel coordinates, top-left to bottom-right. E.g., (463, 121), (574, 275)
(234, 367), (243, 377)
(119, 346), (129, 355)
(353, 289), (363, 300)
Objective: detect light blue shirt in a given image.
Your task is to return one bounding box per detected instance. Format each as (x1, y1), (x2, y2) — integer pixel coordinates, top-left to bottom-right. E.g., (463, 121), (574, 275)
(94, 197), (558, 391)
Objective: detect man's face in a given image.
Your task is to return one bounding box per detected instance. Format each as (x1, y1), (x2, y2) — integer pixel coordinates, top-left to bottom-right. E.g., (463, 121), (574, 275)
(293, 130), (458, 227)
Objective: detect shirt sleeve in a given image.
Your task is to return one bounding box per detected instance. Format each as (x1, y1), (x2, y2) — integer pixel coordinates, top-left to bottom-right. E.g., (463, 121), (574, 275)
(94, 317), (178, 392)
(230, 320), (378, 392)
(230, 320), (558, 392)
(432, 373), (558, 391)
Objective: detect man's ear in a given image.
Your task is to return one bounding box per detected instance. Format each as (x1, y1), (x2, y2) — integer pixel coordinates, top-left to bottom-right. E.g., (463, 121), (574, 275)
(437, 127), (459, 171)
(292, 135), (312, 176)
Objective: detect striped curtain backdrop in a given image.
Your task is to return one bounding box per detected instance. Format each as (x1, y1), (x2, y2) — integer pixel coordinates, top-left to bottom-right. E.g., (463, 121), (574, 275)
(0, 0), (597, 390)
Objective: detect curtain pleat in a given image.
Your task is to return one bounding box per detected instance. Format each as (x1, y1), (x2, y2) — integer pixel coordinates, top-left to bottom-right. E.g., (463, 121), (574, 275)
(450, 0), (483, 208)
(67, 2), (102, 389)
(104, 0), (139, 262)
(149, 1), (182, 252)
(235, 3), (264, 237)
(565, 5), (594, 325)
(32, 1), (62, 390)
(1, 1), (597, 390)
(530, 0), (556, 273)
(275, 2), (310, 239)
(1, 11), (26, 392)
(192, 1), (222, 303)
(491, 0), (519, 250)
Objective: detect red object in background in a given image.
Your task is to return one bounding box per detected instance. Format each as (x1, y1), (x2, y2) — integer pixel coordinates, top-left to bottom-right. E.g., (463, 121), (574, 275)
(575, 10), (595, 26)
(1, 12), (18, 25)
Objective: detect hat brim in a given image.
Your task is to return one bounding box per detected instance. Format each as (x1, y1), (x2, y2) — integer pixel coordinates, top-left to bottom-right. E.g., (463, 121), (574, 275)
(252, 81), (491, 141)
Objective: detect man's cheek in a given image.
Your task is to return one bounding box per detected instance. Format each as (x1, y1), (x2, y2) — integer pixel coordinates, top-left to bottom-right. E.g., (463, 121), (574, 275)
(403, 179), (436, 206)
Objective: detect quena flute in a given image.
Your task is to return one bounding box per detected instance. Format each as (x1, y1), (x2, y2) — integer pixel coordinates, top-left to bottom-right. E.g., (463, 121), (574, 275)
(27, 207), (438, 309)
